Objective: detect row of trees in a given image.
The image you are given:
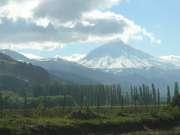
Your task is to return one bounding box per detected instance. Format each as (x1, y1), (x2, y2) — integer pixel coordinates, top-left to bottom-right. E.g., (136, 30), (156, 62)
(0, 82), (179, 110)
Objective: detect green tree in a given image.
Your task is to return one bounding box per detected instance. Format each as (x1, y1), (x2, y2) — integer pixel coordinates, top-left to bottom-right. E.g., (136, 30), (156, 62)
(23, 91), (27, 109)
(152, 83), (157, 106)
(0, 93), (3, 118)
(174, 82), (179, 97)
(62, 86), (67, 111)
(167, 85), (171, 105)
(172, 94), (180, 107)
(157, 88), (160, 108)
(35, 97), (45, 117)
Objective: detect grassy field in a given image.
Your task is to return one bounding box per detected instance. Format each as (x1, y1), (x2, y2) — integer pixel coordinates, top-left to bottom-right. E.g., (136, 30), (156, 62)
(0, 106), (180, 135)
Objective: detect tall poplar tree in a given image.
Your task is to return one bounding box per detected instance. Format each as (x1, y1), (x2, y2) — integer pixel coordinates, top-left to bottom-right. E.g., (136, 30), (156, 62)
(167, 85), (171, 105)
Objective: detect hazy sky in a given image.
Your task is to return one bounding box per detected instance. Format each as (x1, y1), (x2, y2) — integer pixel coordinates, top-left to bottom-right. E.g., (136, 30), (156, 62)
(0, 0), (179, 60)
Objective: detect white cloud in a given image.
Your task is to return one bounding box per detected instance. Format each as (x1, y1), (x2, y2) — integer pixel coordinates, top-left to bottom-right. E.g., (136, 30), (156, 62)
(0, 41), (64, 51)
(75, 10), (161, 44)
(35, 0), (122, 22)
(0, 0), (161, 51)
(0, 0), (39, 21)
(141, 29), (162, 44)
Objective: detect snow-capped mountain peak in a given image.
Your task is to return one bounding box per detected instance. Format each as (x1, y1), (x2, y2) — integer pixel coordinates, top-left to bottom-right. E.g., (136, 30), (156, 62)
(79, 41), (174, 71)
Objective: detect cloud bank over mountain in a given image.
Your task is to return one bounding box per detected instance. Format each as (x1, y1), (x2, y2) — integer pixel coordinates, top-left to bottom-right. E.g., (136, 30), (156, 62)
(0, 0), (161, 51)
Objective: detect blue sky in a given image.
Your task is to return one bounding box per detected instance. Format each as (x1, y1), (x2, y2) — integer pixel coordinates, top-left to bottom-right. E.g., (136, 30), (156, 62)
(0, 0), (179, 60)
(113, 0), (180, 56)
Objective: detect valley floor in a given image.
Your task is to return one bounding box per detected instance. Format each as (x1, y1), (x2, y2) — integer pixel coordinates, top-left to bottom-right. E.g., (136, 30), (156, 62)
(0, 106), (180, 135)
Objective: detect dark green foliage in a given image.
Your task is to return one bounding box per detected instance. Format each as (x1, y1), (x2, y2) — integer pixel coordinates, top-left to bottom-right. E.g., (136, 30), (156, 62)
(69, 110), (99, 120)
(152, 84), (157, 105)
(172, 82), (180, 107)
(0, 92), (3, 118)
(0, 82), (172, 109)
(167, 85), (171, 105)
(157, 88), (160, 107)
(172, 94), (180, 107)
(174, 82), (179, 97)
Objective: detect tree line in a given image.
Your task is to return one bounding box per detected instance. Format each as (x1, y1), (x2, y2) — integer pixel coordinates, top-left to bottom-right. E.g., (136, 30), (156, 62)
(0, 82), (179, 110)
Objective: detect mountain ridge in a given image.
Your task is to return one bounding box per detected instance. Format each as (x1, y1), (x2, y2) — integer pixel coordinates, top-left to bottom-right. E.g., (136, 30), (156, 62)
(1, 45), (180, 89)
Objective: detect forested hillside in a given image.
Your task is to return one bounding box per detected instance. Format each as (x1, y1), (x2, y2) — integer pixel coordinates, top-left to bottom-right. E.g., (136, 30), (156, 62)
(0, 53), (50, 90)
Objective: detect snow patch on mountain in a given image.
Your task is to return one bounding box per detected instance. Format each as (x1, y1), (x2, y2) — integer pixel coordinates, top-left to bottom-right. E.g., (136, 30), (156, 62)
(55, 54), (86, 62)
(81, 55), (163, 69)
(21, 53), (44, 60)
(160, 55), (180, 67)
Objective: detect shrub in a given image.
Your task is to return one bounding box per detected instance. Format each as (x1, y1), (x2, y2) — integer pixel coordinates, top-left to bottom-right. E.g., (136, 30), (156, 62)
(172, 94), (180, 107)
(69, 110), (99, 120)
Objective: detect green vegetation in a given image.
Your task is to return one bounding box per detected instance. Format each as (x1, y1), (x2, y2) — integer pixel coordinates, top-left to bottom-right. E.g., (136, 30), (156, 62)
(0, 106), (180, 135)
(0, 82), (179, 134)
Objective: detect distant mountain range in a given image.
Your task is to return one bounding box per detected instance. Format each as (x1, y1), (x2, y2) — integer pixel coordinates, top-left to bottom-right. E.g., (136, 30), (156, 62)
(0, 49), (109, 84)
(1, 41), (180, 91)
